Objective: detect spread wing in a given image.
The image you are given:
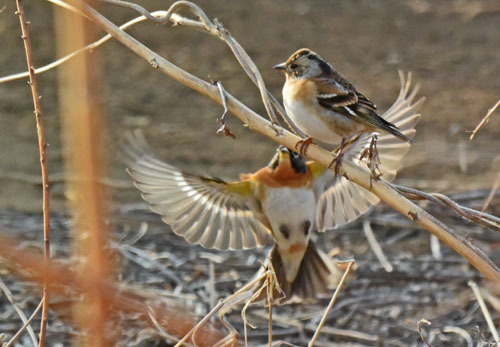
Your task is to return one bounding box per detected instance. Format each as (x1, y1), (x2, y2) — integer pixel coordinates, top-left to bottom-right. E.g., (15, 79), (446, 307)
(313, 71), (424, 231)
(315, 75), (412, 142)
(123, 131), (272, 250)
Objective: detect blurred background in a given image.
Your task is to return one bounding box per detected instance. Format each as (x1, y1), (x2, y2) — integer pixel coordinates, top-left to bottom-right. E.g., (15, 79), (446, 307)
(0, 0), (499, 212)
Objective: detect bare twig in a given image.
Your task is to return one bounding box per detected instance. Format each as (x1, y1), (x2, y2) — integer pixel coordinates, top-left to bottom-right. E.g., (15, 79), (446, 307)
(174, 272), (267, 347)
(147, 308), (195, 347)
(15, 0), (51, 344)
(59, 0), (500, 283)
(304, 325), (379, 344)
(393, 184), (500, 232)
(215, 81), (235, 139)
(208, 259), (217, 308)
(468, 281), (500, 343)
(266, 268), (274, 347)
(417, 319), (432, 347)
(0, 278), (39, 347)
(479, 286), (500, 313)
(482, 170), (500, 212)
(430, 234), (442, 260)
(308, 260), (355, 347)
(442, 326), (473, 347)
(4, 299), (43, 347)
(0, 8), (162, 84)
(362, 220), (393, 272)
(470, 98), (500, 140)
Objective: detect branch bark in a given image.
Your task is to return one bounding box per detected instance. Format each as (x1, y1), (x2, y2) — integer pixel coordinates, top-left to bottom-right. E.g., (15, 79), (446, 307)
(63, 0), (500, 283)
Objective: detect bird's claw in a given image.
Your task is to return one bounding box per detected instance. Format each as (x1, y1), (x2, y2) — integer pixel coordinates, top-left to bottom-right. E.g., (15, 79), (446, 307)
(328, 151), (344, 176)
(295, 137), (314, 156)
(328, 138), (347, 176)
(359, 133), (382, 185)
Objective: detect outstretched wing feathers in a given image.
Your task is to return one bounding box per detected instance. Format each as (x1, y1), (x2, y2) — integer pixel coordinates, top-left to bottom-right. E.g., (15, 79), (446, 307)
(314, 72), (423, 231)
(123, 131), (271, 250)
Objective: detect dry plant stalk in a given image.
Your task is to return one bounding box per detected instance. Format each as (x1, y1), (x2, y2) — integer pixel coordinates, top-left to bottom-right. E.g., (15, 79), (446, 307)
(3, 299), (43, 347)
(362, 220), (393, 272)
(308, 260), (355, 347)
(0, 278), (39, 346)
(14, 0), (51, 344)
(468, 281), (500, 343)
(417, 319), (432, 347)
(470, 98), (500, 140)
(60, 0), (500, 283)
(482, 170), (500, 212)
(0, 234), (226, 346)
(54, 1), (113, 344)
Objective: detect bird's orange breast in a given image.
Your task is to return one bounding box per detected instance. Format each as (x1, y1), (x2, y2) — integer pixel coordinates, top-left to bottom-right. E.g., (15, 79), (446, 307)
(250, 163), (313, 189)
(284, 78), (317, 104)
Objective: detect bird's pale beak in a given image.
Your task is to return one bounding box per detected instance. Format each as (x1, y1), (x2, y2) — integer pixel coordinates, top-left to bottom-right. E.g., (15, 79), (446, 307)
(273, 62), (287, 71)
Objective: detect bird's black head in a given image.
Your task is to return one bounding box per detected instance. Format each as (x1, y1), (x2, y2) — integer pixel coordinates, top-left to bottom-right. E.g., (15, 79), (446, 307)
(268, 146), (307, 174)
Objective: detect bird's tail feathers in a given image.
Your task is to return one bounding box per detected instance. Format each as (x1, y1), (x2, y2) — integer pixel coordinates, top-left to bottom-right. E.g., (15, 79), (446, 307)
(250, 241), (343, 304)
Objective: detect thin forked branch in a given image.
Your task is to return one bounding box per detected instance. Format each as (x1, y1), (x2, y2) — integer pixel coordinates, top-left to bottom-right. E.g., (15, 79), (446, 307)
(99, 0), (304, 136)
(393, 184), (500, 232)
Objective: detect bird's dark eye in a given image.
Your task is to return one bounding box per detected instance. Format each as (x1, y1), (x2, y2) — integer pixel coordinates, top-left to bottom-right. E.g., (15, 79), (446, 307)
(279, 225), (290, 239)
(290, 63), (298, 70)
(303, 220), (311, 235)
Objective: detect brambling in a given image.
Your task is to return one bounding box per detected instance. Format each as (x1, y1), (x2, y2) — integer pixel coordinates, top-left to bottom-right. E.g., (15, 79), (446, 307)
(274, 48), (414, 172)
(123, 73), (423, 301)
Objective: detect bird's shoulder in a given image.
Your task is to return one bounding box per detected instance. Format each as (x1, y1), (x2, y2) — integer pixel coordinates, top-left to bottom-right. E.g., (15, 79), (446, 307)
(312, 72), (358, 106)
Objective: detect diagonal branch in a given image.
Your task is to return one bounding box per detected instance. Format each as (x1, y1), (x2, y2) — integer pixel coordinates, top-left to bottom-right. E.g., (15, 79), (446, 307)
(54, 0), (500, 282)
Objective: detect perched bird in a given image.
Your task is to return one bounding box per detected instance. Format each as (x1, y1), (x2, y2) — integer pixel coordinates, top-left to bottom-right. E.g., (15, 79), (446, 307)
(274, 48), (413, 170)
(123, 73), (423, 302)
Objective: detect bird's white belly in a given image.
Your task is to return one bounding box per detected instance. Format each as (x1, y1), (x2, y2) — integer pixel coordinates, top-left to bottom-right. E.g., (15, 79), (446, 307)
(284, 98), (345, 145)
(262, 187), (316, 230)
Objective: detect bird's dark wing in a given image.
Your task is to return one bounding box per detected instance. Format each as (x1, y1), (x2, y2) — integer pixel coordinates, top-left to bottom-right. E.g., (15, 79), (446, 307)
(313, 72), (423, 231)
(315, 76), (412, 142)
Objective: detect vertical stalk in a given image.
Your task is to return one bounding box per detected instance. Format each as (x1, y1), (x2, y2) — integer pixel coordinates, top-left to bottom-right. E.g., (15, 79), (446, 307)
(14, 1), (51, 345)
(54, 0), (112, 345)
